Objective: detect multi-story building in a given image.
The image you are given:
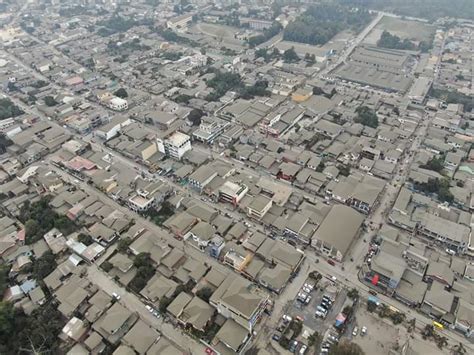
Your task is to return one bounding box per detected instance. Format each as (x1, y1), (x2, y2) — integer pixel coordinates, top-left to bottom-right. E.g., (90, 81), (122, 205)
(209, 274), (269, 332)
(247, 195), (272, 220)
(218, 181), (248, 206)
(157, 131), (191, 160)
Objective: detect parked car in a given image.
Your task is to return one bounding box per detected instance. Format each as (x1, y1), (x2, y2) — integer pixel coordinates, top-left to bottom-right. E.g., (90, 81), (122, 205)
(145, 305), (153, 313)
(304, 283), (314, 291)
(361, 326), (367, 336)
(299, 344), (308, 354)
(289, 340), (298, 352)
(112, 292), (120, 300)
(327, 259), (336, 266)
(272, 333), (281, 341)
(315, 310), (326, 318)
(317, 306), (327, 313)
(352, 327), (359, 336)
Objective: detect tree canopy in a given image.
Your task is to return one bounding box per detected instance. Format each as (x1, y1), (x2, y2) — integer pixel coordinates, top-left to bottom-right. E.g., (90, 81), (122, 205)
(19, 196), (78, 244)
(114, 88), (128, 98)
(0, 98), (23, 120)
(284, 4), (372, 45)
(0, 301), (64, 354)
(354, 106), (379, 128)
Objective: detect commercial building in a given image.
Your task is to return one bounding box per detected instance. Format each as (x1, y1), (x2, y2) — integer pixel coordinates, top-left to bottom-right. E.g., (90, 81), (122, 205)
(157, 131), (191, 160)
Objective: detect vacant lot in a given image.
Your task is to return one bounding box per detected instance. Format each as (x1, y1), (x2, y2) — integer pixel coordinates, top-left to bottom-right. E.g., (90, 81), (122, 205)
(364, 16), (435, 44)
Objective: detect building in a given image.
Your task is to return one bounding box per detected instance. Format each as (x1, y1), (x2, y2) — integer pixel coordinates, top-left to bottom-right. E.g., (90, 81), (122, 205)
(157, 131), (191, 160)
(247, 195), (272, 220)
(209, 274), (269, 332)
(311, 205), (364, 261)
(218, 181), (248, 206)
(188, 165), (218, 192)
(167, 13), (193, 30)
(417, 213), (470, 254)
(108, 97), (128, 111)
(95, 116), (132, 141)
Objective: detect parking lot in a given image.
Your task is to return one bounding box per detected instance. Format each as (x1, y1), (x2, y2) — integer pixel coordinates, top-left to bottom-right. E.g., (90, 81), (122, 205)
(286, 277), (348, 334)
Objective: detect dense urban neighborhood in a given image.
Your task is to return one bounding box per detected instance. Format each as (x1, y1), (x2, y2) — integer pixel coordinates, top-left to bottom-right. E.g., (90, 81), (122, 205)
(0, 1), (473, 355)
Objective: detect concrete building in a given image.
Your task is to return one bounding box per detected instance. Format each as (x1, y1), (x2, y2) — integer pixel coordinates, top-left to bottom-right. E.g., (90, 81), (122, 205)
(218, 181), (248, 206)
(311, 205), (364, 261)
(247, 195), (272, 220)
(157, 131), (191, 160)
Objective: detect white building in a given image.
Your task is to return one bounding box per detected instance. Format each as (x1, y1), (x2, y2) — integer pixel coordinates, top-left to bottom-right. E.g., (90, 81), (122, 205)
(108, 97), (128, 111)
(95, 116), (132, 141)
(157, 131), (191, 160)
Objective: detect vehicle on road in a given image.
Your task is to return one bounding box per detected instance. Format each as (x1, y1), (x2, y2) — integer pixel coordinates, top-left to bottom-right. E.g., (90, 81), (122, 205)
(112, 292), (120, 300)
(327, 259), (335, 266)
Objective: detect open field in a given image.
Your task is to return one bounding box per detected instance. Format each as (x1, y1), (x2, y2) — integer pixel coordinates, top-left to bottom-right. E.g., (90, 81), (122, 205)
(364, 16), (435, 44)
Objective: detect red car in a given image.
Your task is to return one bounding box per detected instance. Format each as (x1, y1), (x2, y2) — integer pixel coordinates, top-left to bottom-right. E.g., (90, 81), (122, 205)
(327, 259), (336, 266)
(205, 348), (214, 355)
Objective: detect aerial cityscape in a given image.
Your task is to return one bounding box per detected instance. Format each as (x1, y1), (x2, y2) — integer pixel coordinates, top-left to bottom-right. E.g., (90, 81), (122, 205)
(0, 0), (472, 354)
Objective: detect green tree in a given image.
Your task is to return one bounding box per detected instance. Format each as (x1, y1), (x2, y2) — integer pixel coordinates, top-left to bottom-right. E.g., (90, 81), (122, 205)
(32, 251), (57, 280)
(355, 106), (379, 128)
(0, 98), (24, 119)
(196, 287), (213, 302)
(347, 288), (359, 300)
(44, 96), (58, 107)
(78, 233), (93, 246)
(117, 238), (132, 253)
(420, 156), (444, 172)
(25, 219), (41, 243)
(159, 296), (172, 312)
(283, 47), (299, 63)
(188, 109), (204, 126)
(0, 265), (10, 296)
(114, 88), (128, 98)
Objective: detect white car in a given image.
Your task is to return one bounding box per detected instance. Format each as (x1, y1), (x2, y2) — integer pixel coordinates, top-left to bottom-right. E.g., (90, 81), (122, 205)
(361, 326), (367, 336)
(112, 292), (120, 300)
(299, 344), (308, 354)
(145, 305), (153, 313)
(352, 327), (359, 336)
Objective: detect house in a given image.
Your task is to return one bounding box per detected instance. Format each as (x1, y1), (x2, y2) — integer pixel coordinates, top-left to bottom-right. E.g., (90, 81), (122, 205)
(311, 205), (364, 261)
(122, 319), (159, 354)
(184, 221), (215, 251)
(92, 302), (138, 344)
(213, 319), (251, 354)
